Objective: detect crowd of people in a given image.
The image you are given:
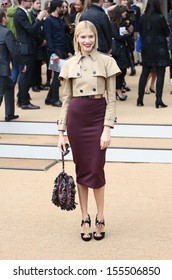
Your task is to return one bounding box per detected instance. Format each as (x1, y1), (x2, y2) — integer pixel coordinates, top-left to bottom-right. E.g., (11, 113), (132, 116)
(0, 0), (171, 121)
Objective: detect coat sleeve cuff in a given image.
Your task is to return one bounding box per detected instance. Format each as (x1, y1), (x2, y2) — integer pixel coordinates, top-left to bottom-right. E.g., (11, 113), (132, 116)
(57, 120), (66, 131)
(104, 117), (117, 128)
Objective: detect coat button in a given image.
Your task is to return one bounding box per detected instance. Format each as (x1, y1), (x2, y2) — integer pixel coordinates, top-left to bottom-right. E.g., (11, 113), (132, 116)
(93, 71), (96, 75)
(77, 73), (80, 76)
(80, 89), (83, 93)
(93, 88), (96, 92)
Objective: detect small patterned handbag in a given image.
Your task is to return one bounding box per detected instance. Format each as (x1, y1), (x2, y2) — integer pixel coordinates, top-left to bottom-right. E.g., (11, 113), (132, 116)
(52, 144), (77, 211)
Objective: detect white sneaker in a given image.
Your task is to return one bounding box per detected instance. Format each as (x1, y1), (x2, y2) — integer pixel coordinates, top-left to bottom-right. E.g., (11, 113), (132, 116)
(169, 79), (172, 84)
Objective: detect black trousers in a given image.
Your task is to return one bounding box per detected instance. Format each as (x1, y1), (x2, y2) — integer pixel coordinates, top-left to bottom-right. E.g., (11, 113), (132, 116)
(45, 51), (52, 84)
(46, 49), (68, 102)
(138, 65), (166, 100)
(116, 68), (127, 90)
(17, 54), (34, 105)
(32, 60), (42, 87)
(169, 50), (172, 79)
(45, 71), (60, 102)
(0, 76), (15, 116)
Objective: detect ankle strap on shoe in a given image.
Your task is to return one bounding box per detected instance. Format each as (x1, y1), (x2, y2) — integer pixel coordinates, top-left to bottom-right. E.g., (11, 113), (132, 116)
(96, 215), (105, 227)
(96, 220), (105, 226)
(81, 214), (91, 227)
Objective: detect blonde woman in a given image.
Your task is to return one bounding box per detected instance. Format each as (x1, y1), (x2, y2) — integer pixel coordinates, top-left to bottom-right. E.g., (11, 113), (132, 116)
(58, 21), (120, 241)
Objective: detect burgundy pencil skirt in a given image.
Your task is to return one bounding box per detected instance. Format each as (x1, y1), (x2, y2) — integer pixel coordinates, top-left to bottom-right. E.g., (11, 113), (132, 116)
(67, 97), (107, 189)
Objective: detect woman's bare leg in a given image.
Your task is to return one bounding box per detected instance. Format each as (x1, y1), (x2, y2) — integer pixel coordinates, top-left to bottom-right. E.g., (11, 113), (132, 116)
(150, 72), (157, 91)
(93, 186), (105, 238)
(77, 183), (88, 218)
(77, 183), (90, 236)
(145, 73), (151, 94)
(93, 186), (105, 220)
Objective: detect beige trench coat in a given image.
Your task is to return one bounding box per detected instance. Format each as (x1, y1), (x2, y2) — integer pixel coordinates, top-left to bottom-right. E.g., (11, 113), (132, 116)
(58, 49), (120, 131)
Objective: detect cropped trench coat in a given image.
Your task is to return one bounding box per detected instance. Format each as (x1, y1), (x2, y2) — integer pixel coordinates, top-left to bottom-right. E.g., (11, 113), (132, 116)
(58, 49), (120, 131)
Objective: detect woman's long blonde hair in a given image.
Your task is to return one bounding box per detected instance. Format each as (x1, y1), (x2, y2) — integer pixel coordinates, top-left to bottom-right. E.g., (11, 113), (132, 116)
(73, 20), (98, 52)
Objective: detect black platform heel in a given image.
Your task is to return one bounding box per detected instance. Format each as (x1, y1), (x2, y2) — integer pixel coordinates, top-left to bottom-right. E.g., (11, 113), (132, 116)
(137, 97), (144, 106)
(81, 214), (92, 242)
(93, 215), (105, 241)
(155, 99), (167, 108)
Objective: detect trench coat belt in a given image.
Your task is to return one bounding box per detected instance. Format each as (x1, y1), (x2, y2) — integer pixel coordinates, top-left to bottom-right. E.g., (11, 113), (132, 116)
(74, 94), (103, 99)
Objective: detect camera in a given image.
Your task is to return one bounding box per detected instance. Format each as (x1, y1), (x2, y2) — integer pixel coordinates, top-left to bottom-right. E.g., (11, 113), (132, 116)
(126, 9), (135, 23)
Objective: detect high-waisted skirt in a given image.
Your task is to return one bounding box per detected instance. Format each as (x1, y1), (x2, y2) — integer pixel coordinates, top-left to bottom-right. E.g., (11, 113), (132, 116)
(67, 97), (107, 189)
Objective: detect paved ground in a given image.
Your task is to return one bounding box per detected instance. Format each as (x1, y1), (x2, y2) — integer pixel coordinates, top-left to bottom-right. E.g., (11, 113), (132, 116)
(0, 65), (172, 260)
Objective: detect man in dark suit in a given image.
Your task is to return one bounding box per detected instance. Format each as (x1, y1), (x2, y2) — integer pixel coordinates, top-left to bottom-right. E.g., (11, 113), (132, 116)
(14, 0), (47, 109)
(0, 8), (25, 121)
(30, 0), (49, 92)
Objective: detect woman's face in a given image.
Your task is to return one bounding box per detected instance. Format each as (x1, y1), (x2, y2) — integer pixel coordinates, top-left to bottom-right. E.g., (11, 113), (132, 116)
(62, 2), (68, 14)
(74, 0), (83, 12)
(122, 11), (127, 18)
(77, 28), (96, 55)
(121, 0), (128, 7)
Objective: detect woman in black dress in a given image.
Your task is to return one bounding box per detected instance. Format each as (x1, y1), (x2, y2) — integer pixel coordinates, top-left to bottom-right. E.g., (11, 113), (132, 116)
(111, 5), (131, 101)
(58, 20), (120, 241)
(137, 0), (170, 108)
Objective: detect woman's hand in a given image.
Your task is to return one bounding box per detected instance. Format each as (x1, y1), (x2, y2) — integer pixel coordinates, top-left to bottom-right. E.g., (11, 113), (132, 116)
(58, 131), (66, 152)
(127, 24), (134, 33)
(100, 126), (111, 150)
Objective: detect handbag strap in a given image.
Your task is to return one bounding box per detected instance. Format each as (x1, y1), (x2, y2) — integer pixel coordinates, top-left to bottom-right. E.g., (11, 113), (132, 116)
(62, 152), (65, 172)
(61, 143), (70, 172)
